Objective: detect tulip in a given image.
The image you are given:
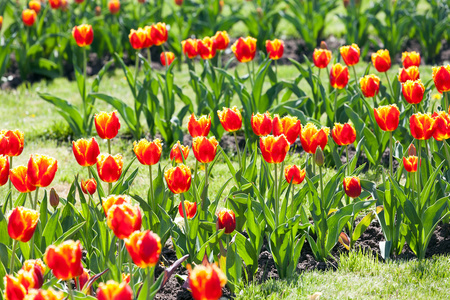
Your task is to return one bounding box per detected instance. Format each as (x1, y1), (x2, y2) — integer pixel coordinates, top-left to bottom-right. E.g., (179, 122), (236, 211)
(75, 0), (84, 3)
(61, 0), (68, 12)
(29, 1), (41, 13)
(48, 0), (61, 9)
(160, 52), (175, 66)
(272, 115), (301, 144)
(284, 165), (306, 185)
(21, 259), (45, 290)
(149, 23), (168, 46)
(133, 139), (162, 166)
(108, 0), (120, 14)
(340, 44), (360, 67)
(107, 203), (142, 239)
(188, 114), (211, 137)
(231, 37), (257, 63)
(164, 165), (191, 194)
(259, 135), (290, 164)
(402, 51), (421, 69)
(72, 25), (94, 47)
(44, 240), (84, 280)
(197, 37), (217, 60)
(102, 195), (131, 217)
(300, 123), (330, 154)
(374, 105), (400, 132)
(178, 200), (197, 219)
(402, 80), (425, 105)
(410, 112), (437, 140)
(266, 39), (284, 60)
(359, 74), (380, 98)
(96, 280), (133, 300)
(217, 106), (242, 132)
(125, 230), (161, 268)
(72, 138), (100, 167)
(403, 156), (418, 173)
(314, 147), (325, 167)
(4, 275), (26, 300)
(10, 166), (36, 194)
(95, 111), (120, 140)
(182, 39), (198, 59)
(332, 123), (356, 146)
(343, 176), (361, 198)
(0, 16), (3, 31)
(371, 49), (391, 73)
(216, 208), (236, 234)
(0, 130), (24, 157)
(312, 48), (332, 69)
(129, 28), (152, 50)
(432, 65), (450, 94)
(187, 262), (227, 300)
(251, 112), (273, 136)
(330, 63), (349, 89)
(22, 9), (36, 26)
(49, 188), (59, 208)
(95, 5), (101, 15)
(27, 154), (58, 187)
(24, 288), (64, 300)
(0, 155), (9, 186)
(8, 207), (39, 243)
(170, 141), (189, 163)
(398, 66), (420, 83)
(122, 273), (130, 284)
(213, 31), (230, 50)
(408, 144), (417, 156)
(97, 154), (123, 183)
(81, 178), (97, 195)
(192, 136), (219, 164)
(432, 111), (450, 141)
(175, 0), (183, 5)
(76, 268), (90, 291)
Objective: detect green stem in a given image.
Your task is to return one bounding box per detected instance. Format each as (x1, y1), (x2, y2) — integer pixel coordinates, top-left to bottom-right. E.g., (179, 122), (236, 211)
(67, 280), (74, 300)
(291, 185), (295, 218)
(445, 141), (450, 171)
(389, 132), (393, 177)
(9, 240), (17, 275)
(147, 48), (151, 64)
(203, 163), (208, 214)
(147, 267), (154, 300)
(134, 52), (140, 98)
(28, 193), (33, 209)
(149, 165), (154, 228)
(118, 239), (122, 280)
(108, 139), (111, 154)
(83, 47), (87, 132)
(274, 163), (279, 228)
(334, 88), (339, 122)
(352, 65), (360, 94)
(319, 166), (324, 201)
(417, 140), (422, 212)
(445, 92), (449, 112)
(384, 72), (395, 100)
(8, 156), (12, 210)
(233, 132), (242, 170)
(129, 254), (134, 291)
(180, 193), (192, 260)
(346, 145), (350, 176)
(33, 187), (39, 210)
(108, 183), (112, 195)
(194, 160), (199, 185)
(246, 62), (254, 89)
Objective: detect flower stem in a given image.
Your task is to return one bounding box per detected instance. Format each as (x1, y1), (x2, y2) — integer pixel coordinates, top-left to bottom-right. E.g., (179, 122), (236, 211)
(334, 88), (339, 122)
(389, 132), (394, 177)
(33, 187), (39, 211)
(129, 254), (134, 291)
(444, 140), (450, 171)
(291, 185), (295, 218)
(9, 240), (17, 275)
(108, 139), (111, 154)
(134, 52), (140, 98)
(203, 163), (208, 214)
(384, 72), (395, 100)
(118, 239), (122, 280)
(149, 165), (154, 229)
(319, 166), (324, 200)
(67, 280), (74, 300)
(147, 267), (154, 300)
(417, 140), (422, 212)
(8, 156), (12, 210)
(346, 145), (350, 176)
(445, 92), (449, 111)
(246, 62), (254, 89)
(274, 163), (279, 228)
(233, 132), (241, 170)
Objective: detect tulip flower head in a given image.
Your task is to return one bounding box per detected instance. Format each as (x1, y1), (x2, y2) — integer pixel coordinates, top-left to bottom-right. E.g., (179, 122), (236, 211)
(330, 63), (349, 89)
(21, 259), (46, 291)
(8, 207), (39, 243)
(332, 123), (356, 146)
(402, 80), (425, 105)
(188, 114), (211, 137)
(164, 164), (192, 194)
(160, 51), (175, 66)
(129, 28), (152, 50)
(72, 24), (94, 47)
(432, 65), (450, 93)
(25, 288), (64, 300)
(259, 134), (290, 164)
(10, 165), (36, 193)
(192, 136), (218, 164)
(398, 66), (420, 83)
(96, 280), (133, 300)
(251, 112), (273, 136)
(22, 9), (37, 27)
(313, 48), (332, 69)
(95, 111), (120, 140)
(216, 208), (236, 234)
(102, 194), (131, 217)
(48, 0), (61, 9)
(0, 129), (24, 157)
(107, 203), (142, 239)
(96, 154), (123, 183)
(432, 111), (450, 141)
(187, 262), (227, 300)
(231, 37), (257, 63)
(108, 0), (120, 14)
(27, 154), (57, 187)
(122, 273), (131, 284)
(49, 188), (60, 208)
(371, 50), (391, 73)
(343, 176), (361, 198)
(29, 0), (41, 13)
(217, 106), (242, 132)
(272, 115), (301, 144)
(76, 269), (90, 292)
(72, 137), (100, 167)
(410, 112), (437, 140)
(340, 44), (360, 66)
(197, 37), (217, 60)
(4, 275), (27, 300)
(44, 240), (84, 280)
(81, 178), (97, 195)
(266, 39), (284, 60)
(284, 165), (306, 185)
(125, 230), (161, 268)
(133, 139), (162, 166)
(179, 200), (197, 219)
(149, 22), (168, 46)
(402, 51), (421, 69)
(170, 141), (190, 163)
(359, 74), (380, 98)
(182, 39), (198, 59)
(0, 155), (9, 186)
(373, 105), (400, 132)
(213, 31), (230, 50)
(300, 123), (330, 154)
(403, 156), (419, 173)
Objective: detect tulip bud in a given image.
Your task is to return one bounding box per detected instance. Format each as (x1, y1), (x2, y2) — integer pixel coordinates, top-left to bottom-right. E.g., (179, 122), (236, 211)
(95, 6), (101, 16)
(320, 41), (327, 50)
(408, 144), (416, 156)
(256, 7), (263, 18)
(314, 147), (324, 167)
(49, 188), (59, 208)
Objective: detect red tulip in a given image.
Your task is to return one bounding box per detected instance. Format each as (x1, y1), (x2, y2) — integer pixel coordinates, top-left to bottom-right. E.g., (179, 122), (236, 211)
(0, 155), (9, 186)
(125, 230), (161, 269)
(27, 154), (58, 187)
(284, 165), (306, 185)
(402, 51), (421, 68)
(9, 166), (36, 193)
(300, 123), (330, 154)
(44, 240), (84, 280)
(231, 37), (257, 63)
(410, 112), (437, 140)
(170, 141), (189, 163)
(251, 112), (273, 136)
(96, 280), (133, 300)
(187, 262), (227, 300)
(81, 178), (97, 195)
(4, 275), (26, 300)
(197, 37), (217, 60)
(96, 154), (123, 183)
(22, 9), (36, 26)
(266, 39), (284, 60)
(192, 136), (218, 164)
(102, 195), (131, 217)
(373, 105), (400, 132)
(398, 66), (420, 83)
(178, 200), (197, 219)
(313, 48), (332, 69)
(107, 203), (142, 239)
(95, 111), (120, 140)
(108, 0), (120, 14)
(129, 28), (152, 50)
(213, 31), (230, 51)
(164, 165), (191, 194)
(182, 39), (198, 59)
(371, 50), (391, 72)
(133, 139), (162, 166)
(403, 156), (419, 173)
(432, 111), (450, 141)
(330, 63), (349, 89)
(160, 52), (175, 66)
(72, 25), (94, 47)
(0, 130), (24, 157)
(343, 176), (361, 198)
(359, 74), (380, 98)
(331, 123), (356, 146)
(272, 115), (301, 144)
(340, 44), (360, 66)
(149, 23), (168, 46)
(402, 80), (425, 105)
(72, 138), (100, 167)
(217, 107), (242, 132)
(432, 65), (450, 93)
(188, 114), (211, 137)
(8, 207), (39, 242)
(259, 135), (290, 163)
(216, 208), (236, 234)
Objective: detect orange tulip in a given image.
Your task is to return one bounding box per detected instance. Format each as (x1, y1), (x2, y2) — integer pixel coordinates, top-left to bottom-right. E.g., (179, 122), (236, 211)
(340, 44), (360, 66)
(330, 63), (349, 89)
(432, 65), (450, 93)
(398, 66), (420, 83)
(72, 138), (100, 167)
(402, 80), (425, 105)
(95, 111), (120, 140)
(403, 156), (418, 173)
(188, 114), (211, 137)
(373, 105), (400, 132)
(107, 203), (142, 239)
(332, 123), (356, 146)
(259, 135), (290, 163)
(300, 123), (330, 154)
(216, 208), (236, 234)
(343, 176), (361, 198)
(0, 130), (24, 157)
(192, 136), (218, 164)
(182, 39), (198, 59)
(402, 51), (421, 69)
(313, 48), (332, 69)
(8, 207), (39, 243)
(72, 25), (94, 47)
(108, 0), (120, 14)
(359, 74), (380, 98)
(44, 240), (84, 280)
(251, 112), (273, 136)
(4, 275), (26, 300)
(48, 0), (61, 9)
(133, 139), (162, 166)
(10, 166), (36, 193)
(122, 273), (130, 284)
(164, 164), (191, 194)
(197, 37), (217, 60)
(0, 155), (9, 186)
(371, 50), (391, 73)
(24, 288), (64, 300)
(129, 28), (152, 50)
(22, 9), (36, 27)
(160, 52), (175, 66)
(213, 31), (230, 51)
(102, 195), (131, 217)
(81, 178), (97, 195)
(410, 112), (437, 140)
(96, 154), (123, 183)
(231, 37), (257, 63)
(125, 230), (161, 268)
(149, 22), (168, 46)
(266, 39), (284, 60)
(272, 115), (301, 144)
(96, 280), (133, 300)
(170, 141), (189, 163)
(178, 200), (197, 219)
(27, 154), (57, 187)
(284, 165), (306, 185)
(187, 262), (226, 300)
(217, 106), (242, 132)
(432, 111), (450, 141)
(29, 1), (41, 13)
(21, 259), (46, 291)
